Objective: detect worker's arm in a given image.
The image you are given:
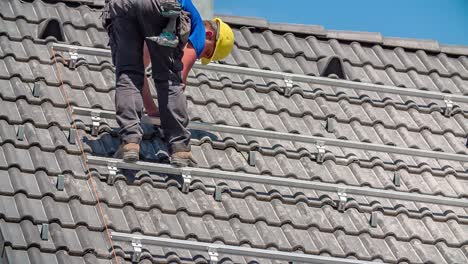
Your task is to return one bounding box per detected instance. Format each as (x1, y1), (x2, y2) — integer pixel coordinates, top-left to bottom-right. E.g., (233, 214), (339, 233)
(141, 43), (159, 117)
(181, 42), (198, 88)
(141, 42), (196, 117)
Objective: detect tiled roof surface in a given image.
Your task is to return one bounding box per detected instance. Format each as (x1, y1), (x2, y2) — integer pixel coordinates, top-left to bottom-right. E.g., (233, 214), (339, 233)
(0, 0), (468, 263)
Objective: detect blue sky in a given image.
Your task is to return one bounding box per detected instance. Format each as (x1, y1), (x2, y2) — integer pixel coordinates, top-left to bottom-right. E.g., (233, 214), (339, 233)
(215, 0), (468, 45)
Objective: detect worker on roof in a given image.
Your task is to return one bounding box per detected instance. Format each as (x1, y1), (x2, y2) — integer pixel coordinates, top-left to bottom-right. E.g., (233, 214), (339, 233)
(102, 0), (234, 167)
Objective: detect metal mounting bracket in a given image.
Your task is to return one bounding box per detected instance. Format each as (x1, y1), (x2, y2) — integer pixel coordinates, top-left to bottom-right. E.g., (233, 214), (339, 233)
(248, 150), (256, 166)
(315, 141), (326, 163)
(444, 97), (454, 117)
(56, 174), (65, 191)
(214, 186), (223, 202)
(32, 82), (41, 97)
(90, 111), (101, 136)
(68, 48), (79, 69)
(181, 169), (192, 193)
(283, 75), (293, 97)
(393, 171), (401, 187)
(370, 211), (379, 227)
(16, 125), (25, 141)
(337, 188), (347, 212)
(107, 163), (118, 185)
(208, 247), (219, 264)
(68, 128), (76, 145)
(40, 223), (49, 240)
(326, 116), (336, 133)
(131, 239), (142, 263)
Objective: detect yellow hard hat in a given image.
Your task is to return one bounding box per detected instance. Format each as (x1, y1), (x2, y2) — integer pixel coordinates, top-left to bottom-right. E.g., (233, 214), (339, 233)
(201, 18), (234, 65)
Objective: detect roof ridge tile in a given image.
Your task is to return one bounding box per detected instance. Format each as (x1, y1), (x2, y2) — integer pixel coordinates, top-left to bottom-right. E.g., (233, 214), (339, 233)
(218, 14), (468, 55)
(326, 30), (383, 44)
(383, 37), (440, 52)
(269, 22), (326, 36)
(440, 45), (468, 56)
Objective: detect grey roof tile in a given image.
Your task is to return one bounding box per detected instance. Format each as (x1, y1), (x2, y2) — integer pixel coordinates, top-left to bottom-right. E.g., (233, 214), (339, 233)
(1, 1), (468, 263)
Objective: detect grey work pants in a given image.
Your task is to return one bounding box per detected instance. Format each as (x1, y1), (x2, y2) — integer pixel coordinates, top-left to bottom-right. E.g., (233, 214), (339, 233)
(103, 0), (191, 154)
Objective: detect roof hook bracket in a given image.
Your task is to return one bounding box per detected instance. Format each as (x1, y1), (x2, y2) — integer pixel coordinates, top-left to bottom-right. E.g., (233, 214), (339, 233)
(326, 116), (336, 133)
(337, 188), (347, 212)
(16, 125), (25, 141)
(68, 48), (79, 69)
(90, 111), (101, 136)
(444, 97), (455, 117)
(370, 211), (379, 227)
(68, 128), (77, 144)
(181, 168), (192, 193)
(32, 82), (41, 97)
(283, 75), (293, 97)
(208, 247), (219, 264)
(107, 162), (118, 185)
(56, 174), (65, 191)
(315, 141), (326, 163)
(40, 223), (49, 240)
(214, 185), (223, 202)
(131, 239), (142, 263)
(248, 150), (256, 166)
(393, 171), (401, 187)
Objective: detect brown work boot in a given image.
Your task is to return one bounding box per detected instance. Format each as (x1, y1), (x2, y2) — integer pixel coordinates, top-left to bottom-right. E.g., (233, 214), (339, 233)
(170, 151), (197, 167)
(114, 143), (140, 163)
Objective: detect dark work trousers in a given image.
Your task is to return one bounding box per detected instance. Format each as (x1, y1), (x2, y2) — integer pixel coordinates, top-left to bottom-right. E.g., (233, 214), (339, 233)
(104, 0), (191, 154)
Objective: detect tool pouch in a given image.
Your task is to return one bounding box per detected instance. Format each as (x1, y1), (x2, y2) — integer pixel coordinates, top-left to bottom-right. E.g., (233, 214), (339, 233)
(177, 10), (191, 46)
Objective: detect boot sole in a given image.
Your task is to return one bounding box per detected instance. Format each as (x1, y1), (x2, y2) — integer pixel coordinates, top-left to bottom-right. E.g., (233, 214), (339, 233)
(170, 157), (197, 168)
(122, 151), (139, 163)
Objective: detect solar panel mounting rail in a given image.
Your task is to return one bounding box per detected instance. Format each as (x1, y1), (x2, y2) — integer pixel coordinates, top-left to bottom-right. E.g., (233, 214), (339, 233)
(52, 43), (468, 106)
(74, 106), (468, 163)
(87, 155), (468, 208)
(111, 231), (376, 263)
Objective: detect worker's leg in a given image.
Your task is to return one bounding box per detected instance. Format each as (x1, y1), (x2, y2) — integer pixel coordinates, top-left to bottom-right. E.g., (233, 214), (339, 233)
(106, 0), (145, 160)
(142, 43), (159, 117)
(136, 0), (194, 164)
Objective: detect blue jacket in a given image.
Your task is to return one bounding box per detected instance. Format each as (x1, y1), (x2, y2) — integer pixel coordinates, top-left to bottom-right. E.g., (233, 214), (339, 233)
(179, 0), (206, 58)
